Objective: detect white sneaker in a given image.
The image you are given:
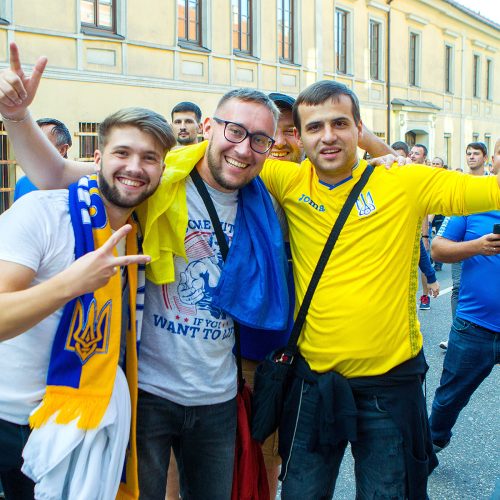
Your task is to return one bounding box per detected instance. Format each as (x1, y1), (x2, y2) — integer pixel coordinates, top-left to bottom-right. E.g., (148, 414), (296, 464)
(439, 340), (448, 350)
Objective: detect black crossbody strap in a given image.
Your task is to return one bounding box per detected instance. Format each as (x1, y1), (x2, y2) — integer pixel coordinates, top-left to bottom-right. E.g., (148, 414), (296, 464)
(284, 164), (375, 359)
(190, 168), (244, 390)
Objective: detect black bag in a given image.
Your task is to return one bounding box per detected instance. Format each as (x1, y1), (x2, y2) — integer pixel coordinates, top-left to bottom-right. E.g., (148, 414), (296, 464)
(251, 165), (374, 443)
(251, 349), (294, 442)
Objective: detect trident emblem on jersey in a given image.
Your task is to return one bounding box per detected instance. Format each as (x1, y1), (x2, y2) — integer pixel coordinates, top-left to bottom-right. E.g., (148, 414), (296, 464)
(356, 191), (376, 217)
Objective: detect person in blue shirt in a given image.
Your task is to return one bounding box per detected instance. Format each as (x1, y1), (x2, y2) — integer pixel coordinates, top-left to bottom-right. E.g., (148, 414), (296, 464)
(429, 138), (500, 453)
(14, 118), (72, 200)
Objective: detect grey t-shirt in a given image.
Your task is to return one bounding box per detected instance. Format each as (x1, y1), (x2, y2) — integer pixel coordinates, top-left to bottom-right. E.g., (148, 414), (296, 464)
(139, 177), (239, 406)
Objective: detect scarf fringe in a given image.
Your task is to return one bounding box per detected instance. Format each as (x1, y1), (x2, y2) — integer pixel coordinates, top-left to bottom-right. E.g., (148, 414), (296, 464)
(29, 387), (109, 430)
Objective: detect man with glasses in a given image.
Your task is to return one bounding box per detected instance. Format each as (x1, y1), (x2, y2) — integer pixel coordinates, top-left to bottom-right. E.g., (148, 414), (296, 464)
(0, 45), (394, 499)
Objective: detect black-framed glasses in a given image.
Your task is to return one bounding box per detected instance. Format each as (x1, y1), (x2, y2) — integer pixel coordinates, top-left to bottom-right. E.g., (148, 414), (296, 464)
(213, 117), (275, 154)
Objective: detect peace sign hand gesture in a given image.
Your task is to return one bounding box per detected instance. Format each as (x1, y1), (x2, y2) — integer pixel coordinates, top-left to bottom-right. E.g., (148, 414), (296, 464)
(62, 225), (151, 298)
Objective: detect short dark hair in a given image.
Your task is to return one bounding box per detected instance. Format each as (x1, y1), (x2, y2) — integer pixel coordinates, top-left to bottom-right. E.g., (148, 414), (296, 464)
(170, 102), (202, 122)
(99, 107), (176, 156)
(391, 141), (409, 156)
(36, 118), (72, 148)
(293, 80), (361, 132)
(414, 143), (428, 158)
(466, 141), (487, 156)
(215, 88), (280, 126)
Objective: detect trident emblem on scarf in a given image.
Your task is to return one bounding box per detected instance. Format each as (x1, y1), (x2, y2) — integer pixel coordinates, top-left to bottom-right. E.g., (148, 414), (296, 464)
(65, 298), (112, 364)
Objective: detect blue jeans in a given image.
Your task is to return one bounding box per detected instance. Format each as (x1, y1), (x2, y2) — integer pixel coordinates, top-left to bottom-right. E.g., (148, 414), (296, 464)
(280, 380), (406, 499)
(430, 316), (499, 443)
(136, 389), (236, 500)
(0, 418), (35, 500)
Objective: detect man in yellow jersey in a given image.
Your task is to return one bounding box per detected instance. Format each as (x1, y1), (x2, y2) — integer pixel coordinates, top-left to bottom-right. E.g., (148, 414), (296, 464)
(259, 80), (500, 499)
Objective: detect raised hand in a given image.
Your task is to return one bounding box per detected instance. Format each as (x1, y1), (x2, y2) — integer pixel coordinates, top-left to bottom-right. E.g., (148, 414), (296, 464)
(0, 42), (47, 120)
(63, 225), (151, 297)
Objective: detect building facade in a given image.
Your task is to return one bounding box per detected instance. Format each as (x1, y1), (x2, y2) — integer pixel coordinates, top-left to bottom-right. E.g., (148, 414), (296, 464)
(0, 0), (498, 211)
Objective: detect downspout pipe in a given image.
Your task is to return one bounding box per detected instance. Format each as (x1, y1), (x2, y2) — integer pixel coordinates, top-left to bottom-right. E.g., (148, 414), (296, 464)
(386, 0), (393, 145)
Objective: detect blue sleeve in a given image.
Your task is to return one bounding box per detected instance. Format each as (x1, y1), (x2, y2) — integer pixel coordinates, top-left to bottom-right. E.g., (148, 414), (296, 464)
(439, 215), (467, 242)
(418, 238), (436, 283)
(14, 177), (38, 202)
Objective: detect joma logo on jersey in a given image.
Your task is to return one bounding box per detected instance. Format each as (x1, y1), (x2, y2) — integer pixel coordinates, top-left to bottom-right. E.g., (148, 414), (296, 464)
(65, 298), (112, 364)
(298, 193), (326, 212)
(355, 191), (376, 217)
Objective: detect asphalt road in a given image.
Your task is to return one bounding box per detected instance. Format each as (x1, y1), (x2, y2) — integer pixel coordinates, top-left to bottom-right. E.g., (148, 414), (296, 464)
(276, 264), (499, 499)
(332, 264), (500, 499)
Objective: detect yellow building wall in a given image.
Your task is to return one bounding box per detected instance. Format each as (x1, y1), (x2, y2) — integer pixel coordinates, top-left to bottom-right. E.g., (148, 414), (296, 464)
(14, 0), (76, 33)
(0, 0), (498, 177)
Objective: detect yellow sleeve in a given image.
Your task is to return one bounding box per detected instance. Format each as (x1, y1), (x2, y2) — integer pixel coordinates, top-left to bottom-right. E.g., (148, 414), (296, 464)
(260, 158), (301, 204)
(400, 165), (500, 217)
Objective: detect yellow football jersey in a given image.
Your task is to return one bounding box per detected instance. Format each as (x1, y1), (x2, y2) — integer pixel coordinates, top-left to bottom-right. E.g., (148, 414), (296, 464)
(261, 159), (500, 377)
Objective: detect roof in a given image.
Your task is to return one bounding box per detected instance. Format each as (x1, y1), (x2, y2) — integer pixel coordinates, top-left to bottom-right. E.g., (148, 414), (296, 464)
(443, 0), (500, 31)
(391, 99), (441, 111)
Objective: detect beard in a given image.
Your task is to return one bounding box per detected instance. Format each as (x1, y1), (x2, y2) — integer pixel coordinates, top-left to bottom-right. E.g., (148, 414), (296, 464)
(206, 141), (244, 191)
(177, 134), (196, 145)
(98, 168), (159, 209)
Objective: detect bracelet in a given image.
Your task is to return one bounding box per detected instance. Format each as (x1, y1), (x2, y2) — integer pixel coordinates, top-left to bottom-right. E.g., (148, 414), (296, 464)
(1, 112), (29, 123)
(422, 235), (429, 238)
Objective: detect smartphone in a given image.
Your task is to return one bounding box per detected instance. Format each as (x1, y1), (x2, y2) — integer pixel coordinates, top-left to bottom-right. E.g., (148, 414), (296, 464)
(493, 223), (500, 234)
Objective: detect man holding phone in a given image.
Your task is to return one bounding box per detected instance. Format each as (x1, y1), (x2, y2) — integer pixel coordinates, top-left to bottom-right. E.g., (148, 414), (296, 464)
(429, 137), (500, 453)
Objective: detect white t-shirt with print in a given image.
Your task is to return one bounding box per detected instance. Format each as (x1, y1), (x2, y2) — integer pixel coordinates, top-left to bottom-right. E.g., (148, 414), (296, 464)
(139, 177), (238, 406)
(0, 191), (75, 424)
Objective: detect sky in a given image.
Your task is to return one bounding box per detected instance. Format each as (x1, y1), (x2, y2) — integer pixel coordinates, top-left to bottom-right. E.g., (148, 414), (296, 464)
(452, 0), (500, 24)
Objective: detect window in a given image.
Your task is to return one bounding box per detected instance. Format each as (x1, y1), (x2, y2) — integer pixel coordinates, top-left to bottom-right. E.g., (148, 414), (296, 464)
(0, 122), (15, 214)
(484, 134), (491, 157)
(336, 9), (349, 74)
(77, 122), (100, 162)
(81, 0), (116, 32)
(278, 0), (294, 63)
(0, 0), (10, 24)
(445, 45), (454, 93)
(178, 0), (202, 46)
(444, 133), (451, 166)
(369, 20), (381, 80)
(409, 32), (420, 86)
(232, 0), (252, 55)
(473, 54), (480, 98)
(486, 59), (493, 100)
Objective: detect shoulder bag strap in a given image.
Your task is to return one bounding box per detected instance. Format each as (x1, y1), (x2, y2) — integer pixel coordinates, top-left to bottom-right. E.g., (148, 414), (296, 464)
(281, 164), (375, 362)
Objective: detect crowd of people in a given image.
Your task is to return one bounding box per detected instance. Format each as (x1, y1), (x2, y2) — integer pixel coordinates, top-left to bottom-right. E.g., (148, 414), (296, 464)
(0, 41), (499, 500)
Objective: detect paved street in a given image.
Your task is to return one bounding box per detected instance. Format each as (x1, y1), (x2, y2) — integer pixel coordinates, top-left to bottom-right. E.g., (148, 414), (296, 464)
(331, 264), (500, 499)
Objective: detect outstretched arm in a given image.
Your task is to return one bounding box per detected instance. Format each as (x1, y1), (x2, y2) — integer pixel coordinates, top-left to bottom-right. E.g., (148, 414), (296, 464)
(431, 233), (500, 263)
(0, 225), (150, 341)
(0, 43), (94, 188)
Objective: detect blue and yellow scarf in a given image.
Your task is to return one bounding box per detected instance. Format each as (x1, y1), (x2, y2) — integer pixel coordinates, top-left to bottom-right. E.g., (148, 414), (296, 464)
(29, 175), (142, 499)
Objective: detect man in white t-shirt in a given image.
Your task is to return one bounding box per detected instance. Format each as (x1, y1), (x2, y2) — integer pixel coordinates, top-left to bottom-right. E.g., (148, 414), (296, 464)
(0, 107), (174, 499)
